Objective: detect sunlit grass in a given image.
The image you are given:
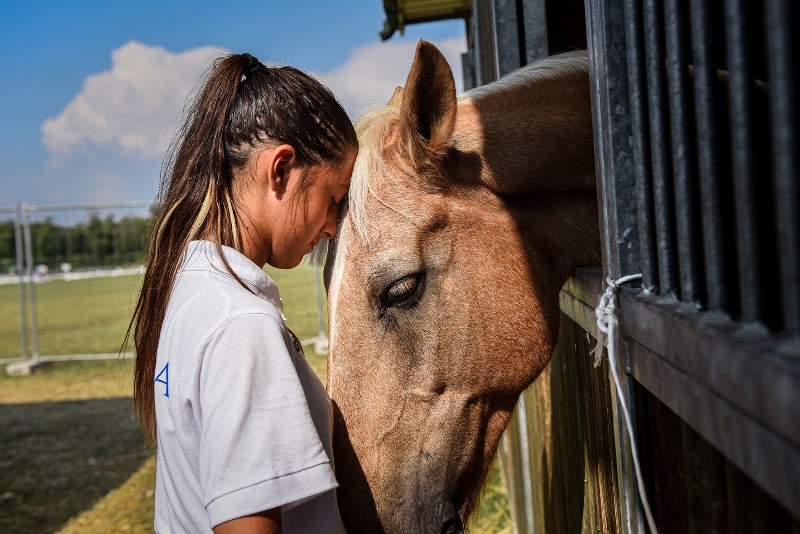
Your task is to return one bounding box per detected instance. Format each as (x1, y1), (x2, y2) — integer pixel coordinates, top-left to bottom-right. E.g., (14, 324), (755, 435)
(0, 275), (140, 360)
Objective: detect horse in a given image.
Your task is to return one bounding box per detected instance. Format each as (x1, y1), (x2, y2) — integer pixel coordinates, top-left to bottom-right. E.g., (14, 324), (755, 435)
(324, 40), (600, 533)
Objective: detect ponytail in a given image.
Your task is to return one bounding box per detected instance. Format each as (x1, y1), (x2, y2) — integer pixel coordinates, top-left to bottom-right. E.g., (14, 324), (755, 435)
(125, 53), (356, 443)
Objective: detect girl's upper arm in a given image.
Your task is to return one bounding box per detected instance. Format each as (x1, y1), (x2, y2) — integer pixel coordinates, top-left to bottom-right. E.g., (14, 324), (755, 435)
(213, 508), (281, 534)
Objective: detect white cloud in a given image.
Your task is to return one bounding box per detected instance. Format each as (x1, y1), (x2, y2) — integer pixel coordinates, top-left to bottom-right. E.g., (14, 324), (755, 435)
(316, 37), (466, 115)
(42, 38), (466, 162)
(34, 38), (467, 205)
(42, 41), (226, 159)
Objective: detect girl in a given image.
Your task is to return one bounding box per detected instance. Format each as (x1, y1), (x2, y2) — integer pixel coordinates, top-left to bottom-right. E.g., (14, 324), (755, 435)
(126, 53), (357, 534)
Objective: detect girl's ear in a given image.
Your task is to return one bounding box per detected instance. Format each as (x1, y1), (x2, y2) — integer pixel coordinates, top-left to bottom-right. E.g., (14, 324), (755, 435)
(255, 145), (296, 198)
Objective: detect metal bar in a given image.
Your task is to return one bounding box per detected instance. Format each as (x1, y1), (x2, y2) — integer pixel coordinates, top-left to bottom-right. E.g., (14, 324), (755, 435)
(689, 0), (729, 314)
(623, 0), (658, 293)
(664, 0), (701, 307)
(0, 353), (136, 365)
(27, 200), (152, 212)
(22, 204), (40, 357)
(585, 0), (614, 280)
(474, 0), (498, 85)
(516, 395), (535, 534)
(491, 0), (523, 77)
(498, 421), (527, 533)
(723, 0), (763, 325)
(461, 51), (476, 91)
(584, 0), (646, 529)
(643, 0), (679, 299)
(765, 0), (800, 339)
(520, 0), (548, 63)
(586, 0), (640, 281)
(14, 203), (28, 360)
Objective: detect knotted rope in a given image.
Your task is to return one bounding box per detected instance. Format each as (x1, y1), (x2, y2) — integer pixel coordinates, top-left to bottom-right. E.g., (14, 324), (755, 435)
(590, 274), (659, 534)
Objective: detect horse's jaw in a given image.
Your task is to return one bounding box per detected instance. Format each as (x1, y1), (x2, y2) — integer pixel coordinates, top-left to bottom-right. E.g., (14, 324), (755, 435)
(330, 355), (523, 532)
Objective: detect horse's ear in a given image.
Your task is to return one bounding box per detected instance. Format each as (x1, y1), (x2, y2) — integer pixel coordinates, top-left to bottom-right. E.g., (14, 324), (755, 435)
(399, 40), (457, 151)
(387, 86), (404, 108)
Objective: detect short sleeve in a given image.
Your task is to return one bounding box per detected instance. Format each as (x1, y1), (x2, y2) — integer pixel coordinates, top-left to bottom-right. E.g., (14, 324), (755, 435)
(195, 313), (337, 528)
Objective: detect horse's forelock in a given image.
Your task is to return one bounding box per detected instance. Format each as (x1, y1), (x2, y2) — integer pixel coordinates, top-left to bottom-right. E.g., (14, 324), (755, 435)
(347, 106), (401, 244)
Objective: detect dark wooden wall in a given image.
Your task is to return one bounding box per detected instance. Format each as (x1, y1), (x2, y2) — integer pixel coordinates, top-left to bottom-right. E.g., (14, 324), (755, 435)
(635, 382), (800, 534)
(501, 311), (620, 533)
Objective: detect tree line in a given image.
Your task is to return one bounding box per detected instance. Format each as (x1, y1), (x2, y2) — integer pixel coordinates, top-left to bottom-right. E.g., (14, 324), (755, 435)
(0, 214), (153, 274)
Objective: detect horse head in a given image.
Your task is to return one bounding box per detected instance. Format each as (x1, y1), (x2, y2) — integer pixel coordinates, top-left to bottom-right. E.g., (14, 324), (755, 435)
(326, 40), (600, 532)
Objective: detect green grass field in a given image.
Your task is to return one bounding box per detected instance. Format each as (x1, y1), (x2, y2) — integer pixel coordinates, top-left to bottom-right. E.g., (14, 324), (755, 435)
(0, 263), (328, 364)
(0, 262), (509, 533)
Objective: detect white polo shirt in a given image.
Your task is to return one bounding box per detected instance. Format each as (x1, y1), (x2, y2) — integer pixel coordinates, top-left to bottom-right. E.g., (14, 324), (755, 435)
(153, 240), (346, 533)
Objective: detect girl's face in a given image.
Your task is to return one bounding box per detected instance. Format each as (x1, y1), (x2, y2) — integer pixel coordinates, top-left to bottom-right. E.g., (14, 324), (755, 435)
(270, 150), (356, 269)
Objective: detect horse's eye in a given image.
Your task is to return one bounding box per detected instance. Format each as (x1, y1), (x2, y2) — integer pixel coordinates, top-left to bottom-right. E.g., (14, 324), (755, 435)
(380, 274), (422, 311)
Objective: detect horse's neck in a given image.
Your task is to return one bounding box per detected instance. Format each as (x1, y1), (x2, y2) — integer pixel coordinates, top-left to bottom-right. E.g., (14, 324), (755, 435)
(457, 61), (596, 196)
(507, 192), (601, 287)
(456, 65), (601, 286)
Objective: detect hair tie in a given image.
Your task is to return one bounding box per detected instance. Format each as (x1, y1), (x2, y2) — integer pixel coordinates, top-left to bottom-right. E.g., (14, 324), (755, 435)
(241, 53), (263, 81)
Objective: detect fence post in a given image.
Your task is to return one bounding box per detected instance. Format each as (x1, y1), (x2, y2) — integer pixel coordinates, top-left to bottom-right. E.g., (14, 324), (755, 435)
(515, 395), (535, 534)
(14, 203), (28, 359)
(22, 203), (40, 358)
(585, 0), (649, 531)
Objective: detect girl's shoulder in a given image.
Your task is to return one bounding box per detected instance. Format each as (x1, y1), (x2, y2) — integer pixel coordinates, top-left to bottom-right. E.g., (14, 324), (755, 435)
(173, 241), (285, 322)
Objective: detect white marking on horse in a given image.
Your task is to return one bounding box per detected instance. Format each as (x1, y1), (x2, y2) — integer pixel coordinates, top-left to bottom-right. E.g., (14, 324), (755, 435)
(326, 223), (350, 398)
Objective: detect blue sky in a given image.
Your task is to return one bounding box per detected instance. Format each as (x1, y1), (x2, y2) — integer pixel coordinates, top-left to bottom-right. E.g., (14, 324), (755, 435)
(0, 1), (466, 207)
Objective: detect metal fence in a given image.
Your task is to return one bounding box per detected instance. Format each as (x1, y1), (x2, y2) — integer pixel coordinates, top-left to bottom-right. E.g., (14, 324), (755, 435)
(1, 201), (152, 366)
(2, 200), (331, 370)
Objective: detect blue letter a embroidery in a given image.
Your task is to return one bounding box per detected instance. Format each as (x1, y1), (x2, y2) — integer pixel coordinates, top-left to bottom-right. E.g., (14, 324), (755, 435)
(155, 363), (169, 398)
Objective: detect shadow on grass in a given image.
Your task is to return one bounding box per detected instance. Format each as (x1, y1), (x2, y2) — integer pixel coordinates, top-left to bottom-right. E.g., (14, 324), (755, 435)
(0, 397), (152, 534)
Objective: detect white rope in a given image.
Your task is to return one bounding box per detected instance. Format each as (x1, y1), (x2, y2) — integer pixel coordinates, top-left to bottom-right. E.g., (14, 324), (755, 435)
(589, 273), (659, 534)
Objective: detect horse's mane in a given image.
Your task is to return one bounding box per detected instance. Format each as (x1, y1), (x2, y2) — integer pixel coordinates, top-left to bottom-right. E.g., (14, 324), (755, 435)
(338, 50), (589, 249)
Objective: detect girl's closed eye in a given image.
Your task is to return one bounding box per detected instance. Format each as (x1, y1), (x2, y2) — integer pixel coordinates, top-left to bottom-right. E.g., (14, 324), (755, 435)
(331, 191), (348, 209)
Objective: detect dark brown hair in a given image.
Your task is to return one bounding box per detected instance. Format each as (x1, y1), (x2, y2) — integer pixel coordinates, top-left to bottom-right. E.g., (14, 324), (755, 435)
(125, 53), (357, 442)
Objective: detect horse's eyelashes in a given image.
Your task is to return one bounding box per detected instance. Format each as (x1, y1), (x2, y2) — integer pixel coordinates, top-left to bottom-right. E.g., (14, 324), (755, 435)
(388, 276), (417, 301)
(381, 273), (423, 311)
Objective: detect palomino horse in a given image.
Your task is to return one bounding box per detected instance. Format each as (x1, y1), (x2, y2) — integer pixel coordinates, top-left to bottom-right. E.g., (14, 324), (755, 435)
(325, 40), (600, 532)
